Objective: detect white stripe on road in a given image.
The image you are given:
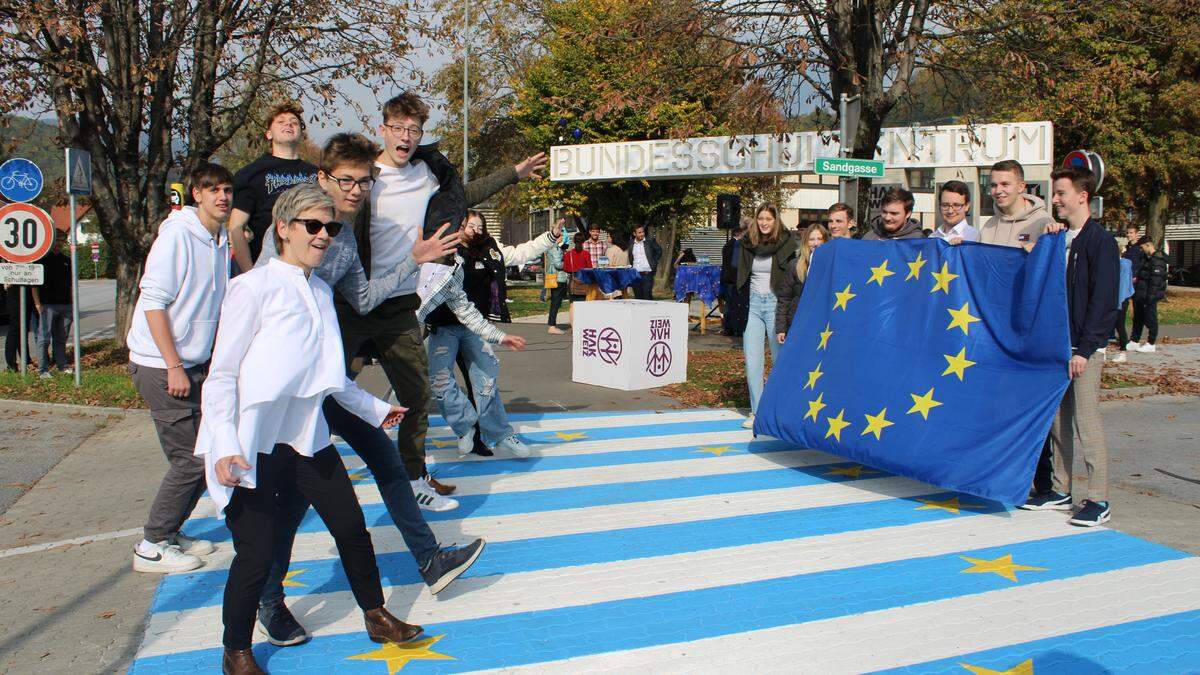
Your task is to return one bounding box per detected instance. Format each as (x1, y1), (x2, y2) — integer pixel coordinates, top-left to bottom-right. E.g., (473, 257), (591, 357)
(0, 526), (141, 559)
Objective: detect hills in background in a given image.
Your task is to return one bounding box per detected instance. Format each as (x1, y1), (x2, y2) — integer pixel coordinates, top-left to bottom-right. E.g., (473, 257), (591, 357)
(0, 115), (66, 208)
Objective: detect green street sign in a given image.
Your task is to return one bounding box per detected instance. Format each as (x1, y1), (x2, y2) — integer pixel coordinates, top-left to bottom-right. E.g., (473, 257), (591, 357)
(814, 157), (886, 179)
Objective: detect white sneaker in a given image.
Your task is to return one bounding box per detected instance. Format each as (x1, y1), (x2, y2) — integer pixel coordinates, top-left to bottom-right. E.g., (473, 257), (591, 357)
(38, 371), (51, 379)
(496, 434), (531, 458)
(457, 434), (475, 456)
(61, 367), (74, 375)
(410, 478), (459, 512)
(1125, 341), (1140, 351)
(1110, 351), (1127, 363)
(1137, 343), (1157, 353)
(169, 531), (215, 556)
(742, 415), (755, 429)
(133, 540), (203, 574)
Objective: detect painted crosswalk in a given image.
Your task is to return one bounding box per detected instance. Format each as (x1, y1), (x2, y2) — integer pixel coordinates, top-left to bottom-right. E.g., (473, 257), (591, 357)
(129, 409), (1200, 673)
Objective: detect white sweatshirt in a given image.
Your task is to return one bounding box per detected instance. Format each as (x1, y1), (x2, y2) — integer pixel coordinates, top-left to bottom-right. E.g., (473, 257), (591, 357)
(195, 258), (392, 516)
(126, 207), (230, 369)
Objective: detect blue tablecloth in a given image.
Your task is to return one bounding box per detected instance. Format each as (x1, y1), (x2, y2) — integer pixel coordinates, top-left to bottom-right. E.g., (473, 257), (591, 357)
(576, 267), (642, 294)
(674, 264), (722, 304)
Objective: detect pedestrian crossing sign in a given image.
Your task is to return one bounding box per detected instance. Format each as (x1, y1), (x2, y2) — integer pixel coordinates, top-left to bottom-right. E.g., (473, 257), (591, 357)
(66, 148), (92, 196)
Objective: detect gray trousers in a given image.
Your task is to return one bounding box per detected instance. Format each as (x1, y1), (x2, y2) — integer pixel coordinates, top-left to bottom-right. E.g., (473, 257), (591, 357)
(131, 361), (209, 543)
(1049, 351), (1109, 502)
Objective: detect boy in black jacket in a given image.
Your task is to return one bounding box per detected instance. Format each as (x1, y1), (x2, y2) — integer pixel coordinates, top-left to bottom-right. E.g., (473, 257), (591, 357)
(1130, 235), (1169, 353)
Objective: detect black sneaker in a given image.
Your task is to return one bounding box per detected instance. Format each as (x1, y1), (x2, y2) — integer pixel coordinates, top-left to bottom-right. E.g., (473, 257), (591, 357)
(1018, 491), (1073, 511)
(257, 600), (311, 646)
(1069, 500), (1111, 527)
(421, 539), (486, 595)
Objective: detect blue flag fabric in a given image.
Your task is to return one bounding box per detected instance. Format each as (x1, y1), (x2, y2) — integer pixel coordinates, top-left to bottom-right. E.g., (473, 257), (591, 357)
(754, 234), (1072, 506)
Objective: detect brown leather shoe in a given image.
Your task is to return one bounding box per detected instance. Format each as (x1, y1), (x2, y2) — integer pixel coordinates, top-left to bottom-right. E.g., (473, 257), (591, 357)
(222, 648), (264, 675)
(364, 607), (424, 644)
(426, 475), (456, 496)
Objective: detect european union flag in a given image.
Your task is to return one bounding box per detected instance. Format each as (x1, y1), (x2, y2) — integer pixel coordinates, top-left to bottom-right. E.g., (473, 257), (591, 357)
(755, 233), (1072, 506)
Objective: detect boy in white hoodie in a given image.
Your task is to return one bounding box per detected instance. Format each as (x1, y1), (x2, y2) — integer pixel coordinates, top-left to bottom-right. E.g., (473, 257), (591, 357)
(127, 162), (233, 574)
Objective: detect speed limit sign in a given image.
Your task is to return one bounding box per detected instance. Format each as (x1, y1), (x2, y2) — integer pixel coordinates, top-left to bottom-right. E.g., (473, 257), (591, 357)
(0, 202), (55, 263)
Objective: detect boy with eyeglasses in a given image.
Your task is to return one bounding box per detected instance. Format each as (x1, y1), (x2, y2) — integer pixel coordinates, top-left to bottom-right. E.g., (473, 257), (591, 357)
(932, 180), (980, 244)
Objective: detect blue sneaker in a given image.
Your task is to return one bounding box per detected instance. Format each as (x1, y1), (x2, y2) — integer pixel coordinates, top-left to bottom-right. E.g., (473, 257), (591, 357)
(1069, 500), (1111, 527)
(1018, 491), (1072, 511)
(257, 600), (310, 646)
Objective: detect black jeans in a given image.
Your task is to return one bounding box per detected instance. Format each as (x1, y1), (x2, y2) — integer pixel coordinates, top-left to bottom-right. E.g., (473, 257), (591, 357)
(1132, 298), (1159, 344)
(633, 272), (654, 300)
(260, 399), (441, 607)
(1113, 299), (1129, 348)
(224, 444), (383, 650)
(547, 283), (571, 326)
(1032, 435), (1054, 495)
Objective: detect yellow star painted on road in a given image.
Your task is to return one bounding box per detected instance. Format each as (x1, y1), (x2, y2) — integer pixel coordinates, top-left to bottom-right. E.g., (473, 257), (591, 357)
(695, 445), (737, 456)
(867, 259), (895, 286)
(915, 496), (987, 515)
(554, 432), (587, 441)
(347, 634), (454, 673)
(906, 252), (927, 280)
(907, 388), (943, 420)
(930, 262), (959, 294)
(947, 302), (981, 335)
(833, 284), (856, 311)
(860, 407), (894, 440)
(804, 362), (824, 390)
(960, 554), (1048, 583)
(959, 658), (1034, 675)
(825, 464), (879, 478)
(817, 323), (834, 350)
(804, 393), (827, 422)
(942, 347), (977, 381)
(282, 569), (307, 588)
(428, 439), (458, 449)
(347, 469), (371, 483)
(824, 409), (851, 442)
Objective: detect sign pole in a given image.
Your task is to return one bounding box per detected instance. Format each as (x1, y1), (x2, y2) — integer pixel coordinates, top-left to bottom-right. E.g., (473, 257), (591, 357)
(69, 193), (81, 386)
(18, 291), (27, 378)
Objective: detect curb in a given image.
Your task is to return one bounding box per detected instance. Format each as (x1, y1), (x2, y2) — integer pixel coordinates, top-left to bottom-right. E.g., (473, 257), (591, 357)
(0, 397), (144, 417)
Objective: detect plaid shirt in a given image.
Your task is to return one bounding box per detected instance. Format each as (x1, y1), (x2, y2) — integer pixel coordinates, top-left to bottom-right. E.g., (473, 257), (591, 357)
(416, 257), (506, 344)
(582, 238), (606, 265)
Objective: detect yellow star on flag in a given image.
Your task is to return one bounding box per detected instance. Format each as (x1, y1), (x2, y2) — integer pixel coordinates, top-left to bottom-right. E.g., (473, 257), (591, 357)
(960, 553), (1048, 582)
(825, 464), (879, 478)
(347, 634), (455, 673)
(833, 284), (856, 311)
(959, 658), (1034, 675)
(915, 496), (987, 515)
(695, 445), (737, 456)
(817, 323), (834, 350)
(347, 469), (371, 483)
(428, 439), (458, 449)
(907, 388), (943, 420)
(860, 407), (894, 440)
(867, 259), (895, 286)
(824, 409), (851, 442)
(282, 569), (307, 588)
(554, 432), (587, 441)
(804, 393), (827, 422)
(942, 347), (977, 381)
(804, 362), (824, 390)
(906, 252), (927, 280)
(947, 302), (981, 335)
(930, 262), (959, 294)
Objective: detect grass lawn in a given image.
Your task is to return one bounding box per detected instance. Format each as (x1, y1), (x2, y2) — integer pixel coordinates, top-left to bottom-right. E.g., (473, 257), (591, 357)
(1155, 290), (1200, 325)
(506, 284), (551, 318)
(0, 339), (143, 408)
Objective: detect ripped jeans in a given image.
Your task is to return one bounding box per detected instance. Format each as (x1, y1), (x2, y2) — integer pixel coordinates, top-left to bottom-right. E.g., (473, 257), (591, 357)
(426, 324), (514, 447)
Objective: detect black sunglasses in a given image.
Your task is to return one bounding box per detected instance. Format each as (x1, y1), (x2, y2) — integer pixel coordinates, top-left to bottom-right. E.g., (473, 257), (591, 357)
(291, 218), (344, 238)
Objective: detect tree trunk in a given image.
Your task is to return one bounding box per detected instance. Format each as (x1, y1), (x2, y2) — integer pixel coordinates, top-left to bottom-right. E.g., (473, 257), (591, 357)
(1146, 187), (1169, 249)
(655, 212), (678, 295)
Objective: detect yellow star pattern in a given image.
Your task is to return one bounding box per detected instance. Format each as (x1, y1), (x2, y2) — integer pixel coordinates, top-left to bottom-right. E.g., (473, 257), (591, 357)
(824, 409), (851, 442)
(907, 388), (943, 420)
(947, 302), (981, 335)
(959, 659), (1034, 675)
(833, 284), (857, 311)
(282, 569), (307, 588)
(347, 469), (371, 483)
(554, 432), (587, 441)
(817, 323), (834, 350)
(428, 439), (458, 449)
(906, 252), (927, 280)
(804, 393), (827, 422)
(825, 464), (879, 478)
(960, 554), (1048, 583)
(930, 262), (959, 294)
(695, 445), (738, 456)
(867, 259), (896, 286)
(942, 347), (977, 381)
(805, 362), (824, 390)
(347, 634), (454, 673)
(860, 407), (894, 440)
(915, 496), (987, 515)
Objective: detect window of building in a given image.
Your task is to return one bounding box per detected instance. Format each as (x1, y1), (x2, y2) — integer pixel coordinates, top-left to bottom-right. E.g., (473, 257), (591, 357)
(906, 168), (935, 191)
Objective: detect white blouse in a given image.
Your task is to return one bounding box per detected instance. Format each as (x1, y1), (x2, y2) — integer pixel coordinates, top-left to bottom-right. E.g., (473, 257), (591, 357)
(195, 257), (392, 516)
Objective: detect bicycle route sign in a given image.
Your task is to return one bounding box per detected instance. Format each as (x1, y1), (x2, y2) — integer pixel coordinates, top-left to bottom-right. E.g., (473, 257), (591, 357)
(0, 202), (55, 264)
(0, 158), (45, 203)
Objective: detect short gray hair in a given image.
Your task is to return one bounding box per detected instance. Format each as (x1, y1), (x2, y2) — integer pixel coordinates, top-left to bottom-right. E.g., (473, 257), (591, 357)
(271, 183), (334, 252)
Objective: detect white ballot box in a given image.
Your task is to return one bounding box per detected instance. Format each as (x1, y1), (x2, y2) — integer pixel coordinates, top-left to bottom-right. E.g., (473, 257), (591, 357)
(571, 300), (689, 390)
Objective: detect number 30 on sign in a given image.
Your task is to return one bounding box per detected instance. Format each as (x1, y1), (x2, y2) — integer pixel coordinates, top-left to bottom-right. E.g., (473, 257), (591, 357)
(0, 202), (55, 264)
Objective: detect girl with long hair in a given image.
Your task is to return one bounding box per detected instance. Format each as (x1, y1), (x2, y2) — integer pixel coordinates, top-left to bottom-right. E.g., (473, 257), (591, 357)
(776, 223), (831, 344)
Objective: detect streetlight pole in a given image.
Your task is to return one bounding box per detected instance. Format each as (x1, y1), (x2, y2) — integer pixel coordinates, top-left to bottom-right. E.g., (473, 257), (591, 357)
(462, 0), (470, 183)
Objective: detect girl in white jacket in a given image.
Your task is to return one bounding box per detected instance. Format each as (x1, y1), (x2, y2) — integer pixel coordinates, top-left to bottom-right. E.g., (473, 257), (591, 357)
(195, 184), (422, 674)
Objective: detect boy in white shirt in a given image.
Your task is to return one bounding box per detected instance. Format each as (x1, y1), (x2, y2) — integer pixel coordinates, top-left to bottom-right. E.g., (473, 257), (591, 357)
(127, 162), (233, 573)
(932, 180), (981, 244)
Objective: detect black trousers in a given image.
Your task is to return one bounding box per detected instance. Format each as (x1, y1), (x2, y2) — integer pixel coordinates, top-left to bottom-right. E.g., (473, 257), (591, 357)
(1131, 298), (1159, 344)
(547, 283), (571, 326)
(223, 444), (383, 649)
(1113, 299), (1129, 348)
(633, 272), (654, 300)
(1032, 435), (1054, 495)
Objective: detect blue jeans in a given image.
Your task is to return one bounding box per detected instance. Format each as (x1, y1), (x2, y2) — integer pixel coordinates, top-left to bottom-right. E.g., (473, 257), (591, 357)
(427, 325), (513, 447)
(37, 304), (72, 373)
(260, 398), (440, 607)
(744, 291), (780, 414)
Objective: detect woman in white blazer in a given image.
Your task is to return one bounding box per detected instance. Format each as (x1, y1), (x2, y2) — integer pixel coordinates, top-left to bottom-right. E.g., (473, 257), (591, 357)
(196, 184), (421, 675)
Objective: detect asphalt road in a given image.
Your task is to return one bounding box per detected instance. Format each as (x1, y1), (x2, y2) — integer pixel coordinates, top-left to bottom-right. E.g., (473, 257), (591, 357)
(1, 279), (115, 363)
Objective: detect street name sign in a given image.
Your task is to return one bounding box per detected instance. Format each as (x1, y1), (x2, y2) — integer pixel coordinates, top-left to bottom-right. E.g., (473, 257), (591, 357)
(814, 157), (886, 179)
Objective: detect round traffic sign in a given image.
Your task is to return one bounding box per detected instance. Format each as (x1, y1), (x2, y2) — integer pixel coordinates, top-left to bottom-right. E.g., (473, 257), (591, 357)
(0, 158), (45, 203)
(0, 202), (55, 263)
(1063, 150), (1089, 169)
